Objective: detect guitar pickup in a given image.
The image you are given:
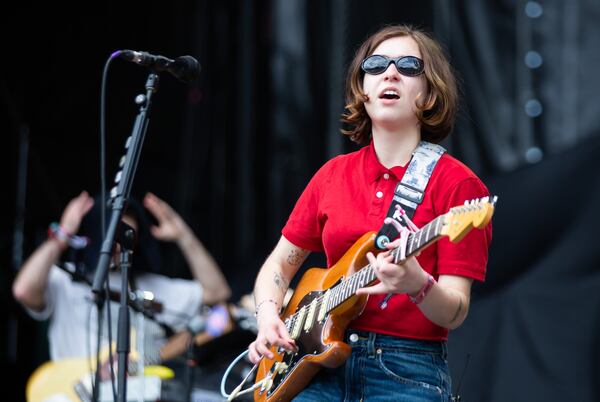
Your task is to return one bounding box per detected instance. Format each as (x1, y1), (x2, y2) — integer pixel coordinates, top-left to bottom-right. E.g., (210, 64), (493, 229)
(303, 299), (318, 332)
(318, 290), (331, 322)
(290, 306), (307, 339)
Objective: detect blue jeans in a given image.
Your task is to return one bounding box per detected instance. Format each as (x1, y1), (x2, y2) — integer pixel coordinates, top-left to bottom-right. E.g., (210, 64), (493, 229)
(292, 330), (452, 402)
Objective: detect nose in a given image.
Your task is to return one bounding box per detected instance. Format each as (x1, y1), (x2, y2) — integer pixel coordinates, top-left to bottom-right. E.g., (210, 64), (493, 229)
(383, 62), (400, 81)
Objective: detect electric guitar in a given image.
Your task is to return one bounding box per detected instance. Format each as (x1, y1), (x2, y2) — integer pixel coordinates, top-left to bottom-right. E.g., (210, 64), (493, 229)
(254, 196), (497, 402)
(26, 303), (240, 402)
(25, 337), (167, 402)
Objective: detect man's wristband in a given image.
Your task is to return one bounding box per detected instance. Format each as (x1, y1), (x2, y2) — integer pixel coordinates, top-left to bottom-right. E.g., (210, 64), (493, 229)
(408, 274), (435, 304)
(47, 222), (70, 249)
(47, 222), (89, 250)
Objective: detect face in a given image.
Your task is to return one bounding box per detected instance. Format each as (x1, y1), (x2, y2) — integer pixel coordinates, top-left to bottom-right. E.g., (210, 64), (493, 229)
(362, 36), (427, 130)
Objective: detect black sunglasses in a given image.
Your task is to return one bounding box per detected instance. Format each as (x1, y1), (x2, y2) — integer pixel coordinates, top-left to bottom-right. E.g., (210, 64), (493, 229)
(361, 55), (424, 76)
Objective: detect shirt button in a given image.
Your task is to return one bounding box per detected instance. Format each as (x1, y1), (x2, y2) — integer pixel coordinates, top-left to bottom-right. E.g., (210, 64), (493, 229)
(349, 333), (359, 343)
(383, 173), (390, 180)
(376, 191), (383, 198)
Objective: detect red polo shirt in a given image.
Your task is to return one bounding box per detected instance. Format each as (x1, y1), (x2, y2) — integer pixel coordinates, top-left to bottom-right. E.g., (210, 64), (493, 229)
(282, 141), (492, 340)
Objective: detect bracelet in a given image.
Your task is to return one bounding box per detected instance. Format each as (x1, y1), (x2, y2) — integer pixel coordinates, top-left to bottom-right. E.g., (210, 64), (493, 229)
(47, 222), (89, 250)
(254, 299), (280, 316)
(408, 274), (435, 304)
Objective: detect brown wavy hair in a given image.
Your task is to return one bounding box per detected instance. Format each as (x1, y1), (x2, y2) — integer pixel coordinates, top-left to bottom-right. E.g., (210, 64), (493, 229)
(341, 24), (458, 145)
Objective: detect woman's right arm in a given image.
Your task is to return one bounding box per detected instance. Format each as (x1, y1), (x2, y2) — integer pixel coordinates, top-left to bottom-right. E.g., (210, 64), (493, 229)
(248, 235), (310, 364)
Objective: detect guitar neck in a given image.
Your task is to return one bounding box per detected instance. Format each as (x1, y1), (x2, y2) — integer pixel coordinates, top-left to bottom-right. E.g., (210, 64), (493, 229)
(325, 215), (445, 313)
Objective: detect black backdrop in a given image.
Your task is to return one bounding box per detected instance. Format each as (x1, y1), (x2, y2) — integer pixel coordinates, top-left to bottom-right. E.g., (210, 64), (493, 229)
(2, 1), (599, 401)
(448, 135), (600, 401)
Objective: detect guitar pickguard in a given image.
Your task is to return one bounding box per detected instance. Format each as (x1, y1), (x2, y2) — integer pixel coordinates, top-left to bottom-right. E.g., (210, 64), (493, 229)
(265, 289), (332, 397)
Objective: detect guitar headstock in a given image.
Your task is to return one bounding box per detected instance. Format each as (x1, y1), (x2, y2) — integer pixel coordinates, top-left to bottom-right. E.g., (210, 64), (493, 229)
(440, 196), (497, 242)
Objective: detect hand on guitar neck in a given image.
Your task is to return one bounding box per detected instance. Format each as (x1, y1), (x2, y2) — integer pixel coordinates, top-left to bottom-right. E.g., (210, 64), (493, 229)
(357, 229), (428, 299)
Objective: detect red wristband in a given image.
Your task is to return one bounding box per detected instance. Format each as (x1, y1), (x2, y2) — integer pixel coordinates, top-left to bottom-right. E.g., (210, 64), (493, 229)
(409, 274), (435, 304)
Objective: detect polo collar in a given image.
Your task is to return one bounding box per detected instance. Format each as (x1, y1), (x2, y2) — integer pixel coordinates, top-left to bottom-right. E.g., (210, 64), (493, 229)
(364, 140), (406, 183)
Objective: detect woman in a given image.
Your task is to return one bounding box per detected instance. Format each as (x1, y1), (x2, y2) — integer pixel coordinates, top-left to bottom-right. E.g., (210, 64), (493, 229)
(249, 24), (492, 401)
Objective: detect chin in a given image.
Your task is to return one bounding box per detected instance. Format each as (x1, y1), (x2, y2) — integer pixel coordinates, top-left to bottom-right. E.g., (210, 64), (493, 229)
(373, 113), (408, 127)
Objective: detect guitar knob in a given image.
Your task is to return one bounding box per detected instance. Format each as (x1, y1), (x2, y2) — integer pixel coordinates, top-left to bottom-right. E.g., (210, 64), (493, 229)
(263, 377), (273, 392)
(277, 362), (289, 374)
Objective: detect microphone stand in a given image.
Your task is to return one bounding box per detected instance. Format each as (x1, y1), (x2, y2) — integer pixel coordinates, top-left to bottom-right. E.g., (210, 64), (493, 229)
(90, 72), (160, 402)
(185, 336), (197, 402)
(116, 226), (136, 402)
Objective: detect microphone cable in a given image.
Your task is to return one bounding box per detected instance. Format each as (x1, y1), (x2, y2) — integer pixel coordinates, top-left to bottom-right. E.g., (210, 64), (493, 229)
(93, 51), (121, 402)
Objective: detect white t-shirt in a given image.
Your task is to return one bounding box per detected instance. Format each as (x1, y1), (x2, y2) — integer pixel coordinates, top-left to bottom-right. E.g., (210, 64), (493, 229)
(27, 266), (203, 362)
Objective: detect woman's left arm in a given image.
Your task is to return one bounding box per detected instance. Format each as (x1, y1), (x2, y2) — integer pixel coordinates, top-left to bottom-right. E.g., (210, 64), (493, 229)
(357, 252), (473, 330)
(414, 274), (472, 330)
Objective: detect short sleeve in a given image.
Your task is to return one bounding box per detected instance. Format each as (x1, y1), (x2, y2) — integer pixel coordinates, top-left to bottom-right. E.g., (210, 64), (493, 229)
(24, 266), (67, 321)
(435, 178), (493, 281)
(282, 161), (335, 251)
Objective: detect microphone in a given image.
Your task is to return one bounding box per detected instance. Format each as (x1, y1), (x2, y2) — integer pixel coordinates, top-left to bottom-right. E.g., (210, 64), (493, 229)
(116, 50), (201, 83)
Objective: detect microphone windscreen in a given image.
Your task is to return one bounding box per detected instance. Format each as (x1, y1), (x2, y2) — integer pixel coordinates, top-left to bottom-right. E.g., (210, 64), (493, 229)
(171, 55), (201, 83)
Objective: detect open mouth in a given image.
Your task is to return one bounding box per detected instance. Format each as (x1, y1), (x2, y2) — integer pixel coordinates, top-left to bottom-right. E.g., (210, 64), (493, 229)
(380, 90), (400, 100)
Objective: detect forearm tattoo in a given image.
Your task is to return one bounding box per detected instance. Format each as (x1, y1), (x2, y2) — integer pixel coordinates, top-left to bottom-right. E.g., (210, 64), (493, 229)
(449, 297), (463, 324)
(286, 248), (307, 267)
(273, 271), (289, 293)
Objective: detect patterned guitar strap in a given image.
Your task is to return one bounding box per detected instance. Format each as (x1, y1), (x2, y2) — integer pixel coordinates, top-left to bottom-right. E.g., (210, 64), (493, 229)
(374, 141), (446, 309)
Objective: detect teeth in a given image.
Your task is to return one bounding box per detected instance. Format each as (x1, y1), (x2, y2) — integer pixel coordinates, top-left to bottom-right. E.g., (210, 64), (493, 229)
(382, 90), (399, 97)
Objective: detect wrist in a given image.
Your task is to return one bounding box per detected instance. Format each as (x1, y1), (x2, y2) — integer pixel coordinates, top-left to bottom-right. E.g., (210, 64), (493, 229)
(48, 235), (69, 251)
(175, 227), (194, 247)
(408, 273), (435, 304)
(254, 298), (281, 317)
(47, 223), (71, 251)
(47, 222), (89, 250)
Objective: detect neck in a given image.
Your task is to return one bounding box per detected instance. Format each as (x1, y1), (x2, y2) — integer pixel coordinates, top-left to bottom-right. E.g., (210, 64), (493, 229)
(372, 123), (421, 168)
